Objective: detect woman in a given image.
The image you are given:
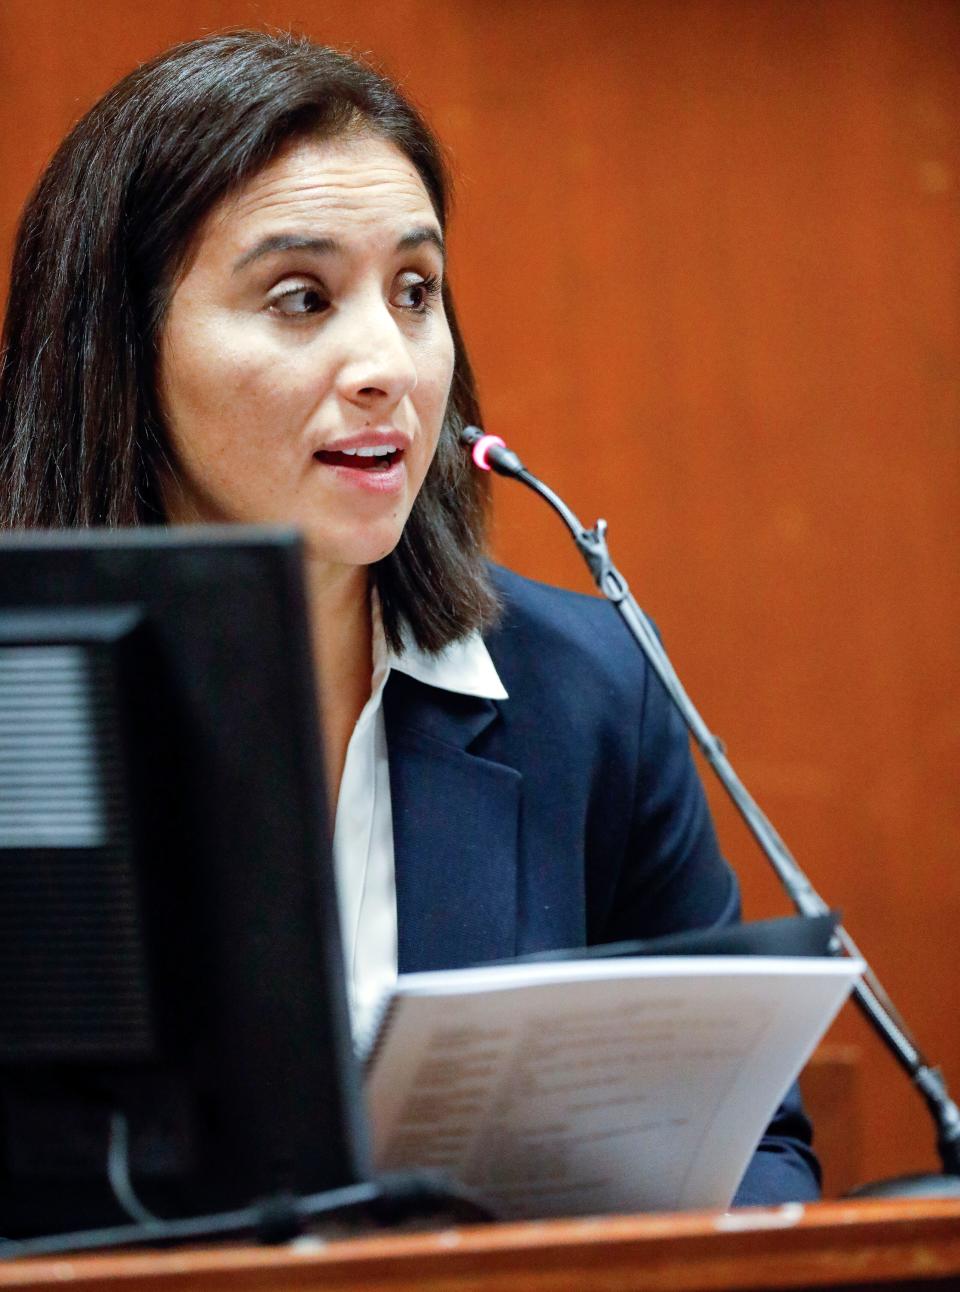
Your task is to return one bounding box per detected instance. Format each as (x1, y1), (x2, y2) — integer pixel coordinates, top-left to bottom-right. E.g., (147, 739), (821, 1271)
(0, 30), (818, 1207)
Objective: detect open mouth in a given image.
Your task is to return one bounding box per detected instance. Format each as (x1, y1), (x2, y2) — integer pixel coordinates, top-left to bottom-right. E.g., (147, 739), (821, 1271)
(314, 448), (403, 471)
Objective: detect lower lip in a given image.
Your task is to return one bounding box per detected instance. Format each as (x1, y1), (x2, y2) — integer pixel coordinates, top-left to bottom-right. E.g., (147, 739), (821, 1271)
(312, 455), (406, 495)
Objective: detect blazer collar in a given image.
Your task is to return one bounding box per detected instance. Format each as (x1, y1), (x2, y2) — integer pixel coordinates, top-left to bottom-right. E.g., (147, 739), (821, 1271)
(384, 671), (520, 973)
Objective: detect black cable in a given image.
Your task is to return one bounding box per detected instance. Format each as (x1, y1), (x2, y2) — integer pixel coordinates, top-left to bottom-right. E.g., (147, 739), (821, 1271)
(0, 1171), (496, 1260)
(107, 1112), (163, 1228)
(0, 1181), (382, 1260)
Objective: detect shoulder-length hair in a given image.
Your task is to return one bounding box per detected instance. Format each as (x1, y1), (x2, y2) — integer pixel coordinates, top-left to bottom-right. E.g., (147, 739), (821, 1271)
(0, 30), (497, 652)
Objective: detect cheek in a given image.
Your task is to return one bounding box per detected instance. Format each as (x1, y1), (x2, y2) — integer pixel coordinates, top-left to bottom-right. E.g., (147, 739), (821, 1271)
(160, 320), (309, 463)
(412, 356), (454, 485)
(418, 326), (456, 422)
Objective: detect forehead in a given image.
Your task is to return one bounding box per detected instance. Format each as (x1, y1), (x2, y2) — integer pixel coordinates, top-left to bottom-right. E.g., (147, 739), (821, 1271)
(209, 133), (439, 251)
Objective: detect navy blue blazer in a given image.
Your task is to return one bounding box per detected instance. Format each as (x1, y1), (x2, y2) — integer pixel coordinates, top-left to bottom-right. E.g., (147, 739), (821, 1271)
(383, 565), (820, 1208)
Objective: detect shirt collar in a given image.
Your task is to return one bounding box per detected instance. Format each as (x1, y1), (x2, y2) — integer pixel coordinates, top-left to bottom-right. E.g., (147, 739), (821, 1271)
(372, 592), (507, 702)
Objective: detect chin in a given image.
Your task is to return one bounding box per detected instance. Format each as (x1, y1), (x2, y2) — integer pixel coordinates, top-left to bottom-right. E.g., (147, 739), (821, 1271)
(303, 523), (404, 570)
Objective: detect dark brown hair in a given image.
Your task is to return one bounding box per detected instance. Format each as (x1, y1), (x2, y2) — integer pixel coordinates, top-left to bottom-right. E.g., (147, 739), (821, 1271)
(0, 30), (497, 651)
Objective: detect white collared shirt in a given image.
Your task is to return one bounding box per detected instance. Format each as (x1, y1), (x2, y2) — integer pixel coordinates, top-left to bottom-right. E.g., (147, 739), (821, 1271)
(332, 606), (507, 1039)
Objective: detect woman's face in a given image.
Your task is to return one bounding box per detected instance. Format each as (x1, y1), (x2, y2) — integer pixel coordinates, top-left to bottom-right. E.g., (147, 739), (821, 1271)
(158, 132), (455, 569)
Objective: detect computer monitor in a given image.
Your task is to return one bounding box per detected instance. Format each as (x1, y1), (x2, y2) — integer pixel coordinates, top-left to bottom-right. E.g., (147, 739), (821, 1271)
(0, 527), (368, 1239)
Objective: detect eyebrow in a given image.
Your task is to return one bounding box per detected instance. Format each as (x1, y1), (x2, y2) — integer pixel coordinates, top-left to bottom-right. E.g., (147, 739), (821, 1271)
(233, 226), (445, 272)
(396, 226), (446, 262)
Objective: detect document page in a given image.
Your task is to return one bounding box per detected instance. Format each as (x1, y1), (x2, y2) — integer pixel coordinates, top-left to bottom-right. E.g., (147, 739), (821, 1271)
(365, 956), (861, 1217)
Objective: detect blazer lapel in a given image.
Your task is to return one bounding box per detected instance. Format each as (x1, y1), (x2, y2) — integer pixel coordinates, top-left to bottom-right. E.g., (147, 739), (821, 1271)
(384, 671), (521, 973)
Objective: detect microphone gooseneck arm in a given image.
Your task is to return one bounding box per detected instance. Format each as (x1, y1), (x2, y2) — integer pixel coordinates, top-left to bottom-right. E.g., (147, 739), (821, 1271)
(461, 424), (960, 1182)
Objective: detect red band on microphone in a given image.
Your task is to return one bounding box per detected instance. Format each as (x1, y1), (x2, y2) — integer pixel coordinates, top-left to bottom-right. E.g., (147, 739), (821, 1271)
(471, 434), (506, 472)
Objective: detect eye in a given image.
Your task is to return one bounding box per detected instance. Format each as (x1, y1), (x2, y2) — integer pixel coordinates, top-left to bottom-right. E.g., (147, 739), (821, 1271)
(268, 284), (329, 317)
(393, 273), (441, 313)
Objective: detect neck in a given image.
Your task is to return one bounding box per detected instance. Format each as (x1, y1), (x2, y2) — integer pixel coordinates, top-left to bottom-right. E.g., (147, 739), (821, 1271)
(304, 559), (373, 813)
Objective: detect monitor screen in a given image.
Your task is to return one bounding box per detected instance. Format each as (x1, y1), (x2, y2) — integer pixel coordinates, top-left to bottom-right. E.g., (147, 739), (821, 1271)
(0, 526), (368, 1239)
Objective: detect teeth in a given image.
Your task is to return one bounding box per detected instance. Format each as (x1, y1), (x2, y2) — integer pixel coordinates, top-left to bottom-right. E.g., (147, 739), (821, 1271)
(337, 445), (397, 457)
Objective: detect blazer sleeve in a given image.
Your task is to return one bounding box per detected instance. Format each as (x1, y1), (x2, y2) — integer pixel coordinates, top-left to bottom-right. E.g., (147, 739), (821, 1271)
(601, 638), (822, 1207)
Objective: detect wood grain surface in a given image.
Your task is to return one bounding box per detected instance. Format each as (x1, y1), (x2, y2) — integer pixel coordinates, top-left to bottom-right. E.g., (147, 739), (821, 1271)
(3, 1198), (960, 1291)
(0, 0), (957, 1191)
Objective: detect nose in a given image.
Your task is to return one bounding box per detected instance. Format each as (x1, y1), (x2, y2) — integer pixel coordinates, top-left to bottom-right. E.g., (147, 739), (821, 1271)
(334, 297), (418, 411)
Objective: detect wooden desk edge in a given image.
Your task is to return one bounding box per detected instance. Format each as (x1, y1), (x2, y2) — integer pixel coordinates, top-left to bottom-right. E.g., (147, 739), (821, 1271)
(3, 1196), (960, 1291)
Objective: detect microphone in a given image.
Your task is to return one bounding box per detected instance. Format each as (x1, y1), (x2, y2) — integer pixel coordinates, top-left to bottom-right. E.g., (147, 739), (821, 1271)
(459, 425), (526, 478)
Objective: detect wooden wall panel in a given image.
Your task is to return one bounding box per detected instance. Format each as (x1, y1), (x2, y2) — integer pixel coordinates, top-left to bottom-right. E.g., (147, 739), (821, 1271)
(1, 0), (958, 1191)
